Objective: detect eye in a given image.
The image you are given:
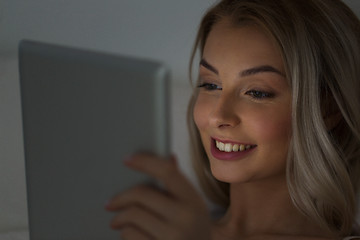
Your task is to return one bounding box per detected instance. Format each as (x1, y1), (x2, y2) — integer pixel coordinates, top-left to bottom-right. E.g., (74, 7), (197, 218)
(245, 90), (274, 99)
(197, 83), (222, 91)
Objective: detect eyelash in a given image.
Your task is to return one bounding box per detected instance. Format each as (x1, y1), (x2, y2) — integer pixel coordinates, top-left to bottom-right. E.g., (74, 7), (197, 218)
(245, 90), (274, 99)
(197, 83), (222, 90)
(198, 83), (274, 99)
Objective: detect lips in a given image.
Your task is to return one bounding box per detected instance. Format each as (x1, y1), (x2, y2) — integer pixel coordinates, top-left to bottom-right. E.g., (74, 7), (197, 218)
(211, 138), (257, 161)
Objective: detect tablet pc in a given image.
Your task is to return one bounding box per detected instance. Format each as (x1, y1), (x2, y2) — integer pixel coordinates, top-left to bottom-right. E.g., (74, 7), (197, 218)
(19, 40), (170, 240)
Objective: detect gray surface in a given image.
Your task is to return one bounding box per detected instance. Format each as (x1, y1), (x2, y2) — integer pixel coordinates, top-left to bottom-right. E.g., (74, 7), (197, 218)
(19, 40), (170, 240)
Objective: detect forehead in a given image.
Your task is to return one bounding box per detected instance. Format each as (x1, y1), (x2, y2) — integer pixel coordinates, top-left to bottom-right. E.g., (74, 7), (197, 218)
(203, 18), (285, 73)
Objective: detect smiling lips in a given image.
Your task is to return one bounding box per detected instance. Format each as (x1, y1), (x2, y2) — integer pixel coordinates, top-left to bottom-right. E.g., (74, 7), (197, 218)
(215, 140), (255, 152)
(211, 138), (257, 161)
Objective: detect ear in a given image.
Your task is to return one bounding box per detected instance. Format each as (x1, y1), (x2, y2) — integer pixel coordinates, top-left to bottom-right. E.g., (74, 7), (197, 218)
(324, 111), (343, 131)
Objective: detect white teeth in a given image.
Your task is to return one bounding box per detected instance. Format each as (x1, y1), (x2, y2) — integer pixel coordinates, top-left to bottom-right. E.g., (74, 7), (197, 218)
(240, 144), (245, 151)
(215, 140), (253, 152)
(217, 141), (225, 151)
(232, 144), (239, 151)
(224, 143), (232, 152)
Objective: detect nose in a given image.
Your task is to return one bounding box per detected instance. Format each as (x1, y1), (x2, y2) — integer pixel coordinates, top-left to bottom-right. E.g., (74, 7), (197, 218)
(209, 92), (241, 128)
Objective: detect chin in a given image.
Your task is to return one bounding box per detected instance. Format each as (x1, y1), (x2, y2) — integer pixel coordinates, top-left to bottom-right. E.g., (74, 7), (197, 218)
(210, 165), (286, 185)
(210, 166), (257, 184)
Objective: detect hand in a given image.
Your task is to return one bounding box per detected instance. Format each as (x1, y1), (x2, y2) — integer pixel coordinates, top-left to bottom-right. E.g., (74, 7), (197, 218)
(105, 153), (212, 240)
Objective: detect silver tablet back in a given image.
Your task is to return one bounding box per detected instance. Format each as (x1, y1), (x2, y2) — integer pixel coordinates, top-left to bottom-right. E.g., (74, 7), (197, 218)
(19, 40), (170, 240)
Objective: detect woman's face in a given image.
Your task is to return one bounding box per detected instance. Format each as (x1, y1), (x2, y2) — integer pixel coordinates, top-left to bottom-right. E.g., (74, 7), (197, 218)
(193, 19), (292, 184)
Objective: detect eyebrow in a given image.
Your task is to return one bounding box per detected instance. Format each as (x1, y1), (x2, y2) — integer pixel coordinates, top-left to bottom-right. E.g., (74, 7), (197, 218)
(199, 58), (284, 78)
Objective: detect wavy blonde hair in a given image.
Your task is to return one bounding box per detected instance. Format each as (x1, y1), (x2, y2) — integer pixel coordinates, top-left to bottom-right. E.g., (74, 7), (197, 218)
(187, 0), (360, 237)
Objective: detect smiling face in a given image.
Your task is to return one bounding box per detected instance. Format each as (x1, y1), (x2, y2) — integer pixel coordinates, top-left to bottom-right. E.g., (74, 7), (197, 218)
(193, 19), (292, 184)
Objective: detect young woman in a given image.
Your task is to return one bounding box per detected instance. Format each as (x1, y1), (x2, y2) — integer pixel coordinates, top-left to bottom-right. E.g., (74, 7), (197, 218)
(106, 0), (360, 239)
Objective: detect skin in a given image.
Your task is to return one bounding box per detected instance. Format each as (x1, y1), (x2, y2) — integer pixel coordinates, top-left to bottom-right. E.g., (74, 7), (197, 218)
(106, 19), (336, 240)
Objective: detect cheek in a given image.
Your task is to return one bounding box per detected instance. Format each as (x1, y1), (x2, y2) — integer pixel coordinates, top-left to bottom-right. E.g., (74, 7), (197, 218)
(193, 94), (211, 131)
(242, 101), (292, 144)
(247, 107), (292, 144)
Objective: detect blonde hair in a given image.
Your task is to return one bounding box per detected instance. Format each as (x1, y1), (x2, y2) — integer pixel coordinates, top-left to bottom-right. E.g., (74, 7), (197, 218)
(187, 0), (360, 237)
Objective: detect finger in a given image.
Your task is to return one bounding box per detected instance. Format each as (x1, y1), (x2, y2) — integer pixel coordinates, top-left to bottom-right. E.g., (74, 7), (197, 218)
(106, 184), (177, 221)
(111, 205), (169, 239)
(124, 154), (203, 204)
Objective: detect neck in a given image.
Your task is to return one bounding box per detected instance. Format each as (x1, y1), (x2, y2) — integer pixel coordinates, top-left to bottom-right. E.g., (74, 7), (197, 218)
(214, 174), (327, 238)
